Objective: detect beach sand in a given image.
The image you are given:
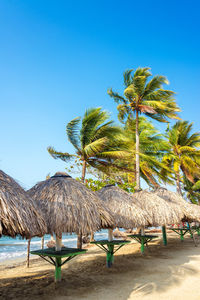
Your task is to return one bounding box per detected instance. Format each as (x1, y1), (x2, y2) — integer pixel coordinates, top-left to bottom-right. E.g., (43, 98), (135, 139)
(0, 232), (200, 300)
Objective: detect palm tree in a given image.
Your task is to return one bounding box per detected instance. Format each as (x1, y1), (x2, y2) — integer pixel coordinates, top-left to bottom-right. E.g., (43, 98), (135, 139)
(47, 107), (129, 247)
(123, 117), (173, 187)
(108, 67), (180, 190)
(162, 121), (200, 195)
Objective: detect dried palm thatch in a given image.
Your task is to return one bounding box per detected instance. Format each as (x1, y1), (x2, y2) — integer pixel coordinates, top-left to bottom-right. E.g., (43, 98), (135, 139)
(28, 172), (113, 237)
(96, 185), (150, 229)
(132, 190), (184, 226)
(154, 187), (200, 222)
(0, 170), (46, 238)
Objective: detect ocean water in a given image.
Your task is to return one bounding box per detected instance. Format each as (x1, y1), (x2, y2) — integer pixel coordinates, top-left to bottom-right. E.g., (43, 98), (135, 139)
(0, 230), (108, 262)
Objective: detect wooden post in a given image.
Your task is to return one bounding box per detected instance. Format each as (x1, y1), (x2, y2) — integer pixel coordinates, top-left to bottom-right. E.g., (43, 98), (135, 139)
(56, 235), (62, 251)
(162, 225), (167, 246)
(90, 232), (94, 242)
(41, 236), (44, 249)
(77, 233), (82, 249)
(108, 229), (113, 241)
(27, 239), (31, 268)
(141, 226), (145, 236)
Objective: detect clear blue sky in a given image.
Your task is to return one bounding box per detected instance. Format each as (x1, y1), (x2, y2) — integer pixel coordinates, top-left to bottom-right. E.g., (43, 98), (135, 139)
(0, 0), (199, 189)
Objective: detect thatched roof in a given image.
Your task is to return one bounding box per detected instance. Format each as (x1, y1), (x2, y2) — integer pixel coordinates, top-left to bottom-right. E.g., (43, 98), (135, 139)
(0, 170), (46, 238)
(28, 172), (114, 237)
(132, 190), (184, 226)
(154, 187), (200, 222)
(96, 185), (149, 229)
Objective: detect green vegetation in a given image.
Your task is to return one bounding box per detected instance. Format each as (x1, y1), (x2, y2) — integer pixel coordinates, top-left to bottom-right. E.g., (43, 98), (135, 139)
(48, 107), (129, 183)
(47, 66), (200, 203)
(162, 121), (200, 195)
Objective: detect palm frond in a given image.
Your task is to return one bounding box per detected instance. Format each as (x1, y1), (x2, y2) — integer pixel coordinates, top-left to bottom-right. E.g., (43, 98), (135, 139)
(47, 147), (75, 162)
(66, 117), (81, 151)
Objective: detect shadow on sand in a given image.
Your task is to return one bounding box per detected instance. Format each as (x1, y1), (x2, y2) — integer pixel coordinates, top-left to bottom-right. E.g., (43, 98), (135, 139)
(0, 235), (199, 300)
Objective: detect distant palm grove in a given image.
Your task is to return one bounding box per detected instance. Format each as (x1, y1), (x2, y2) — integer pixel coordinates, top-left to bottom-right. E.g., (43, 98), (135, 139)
(47, 67), (200, 204)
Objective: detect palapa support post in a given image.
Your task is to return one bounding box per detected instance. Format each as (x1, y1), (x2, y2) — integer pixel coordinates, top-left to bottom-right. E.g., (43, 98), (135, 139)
(55, 257), (62, 282)
(162, 225), (167, 246)
(180, 229), (184, 241)
(41, 236), (44, 249)
(141, 237), (145, 254)
(106, 244), (114, 268)
(107, 229), (114, 267)
(55, 235), (62, 282)
(141, 226), (145, 254)
(108, 229), (113, 242)
(27, 239), (31, 268)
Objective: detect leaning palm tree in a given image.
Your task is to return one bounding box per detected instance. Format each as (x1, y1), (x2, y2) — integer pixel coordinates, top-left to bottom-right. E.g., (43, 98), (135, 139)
(48, 107), (129, 183)
(47, 107), (129, 246)
(108, 67), (181, 190)
(162, 121), (200, 195)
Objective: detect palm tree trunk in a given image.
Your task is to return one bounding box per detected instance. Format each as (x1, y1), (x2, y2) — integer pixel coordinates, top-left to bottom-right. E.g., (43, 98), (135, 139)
(144, 172), (160, 188)
(135, 110), (140, 190)
(77, 160), (87, 249)
(176, 171), (183, 196)
(81, 160), (86, 183)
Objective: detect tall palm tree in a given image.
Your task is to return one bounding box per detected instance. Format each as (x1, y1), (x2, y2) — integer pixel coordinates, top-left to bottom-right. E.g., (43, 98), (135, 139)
(123, 117), (173, 187)
(47, 107), (129, 247)
(108, 67), (181, 190)
(162, 121), (200, 195)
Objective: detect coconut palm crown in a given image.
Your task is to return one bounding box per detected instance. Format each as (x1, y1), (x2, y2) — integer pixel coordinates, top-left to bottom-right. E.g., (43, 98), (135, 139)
(162, 121), (200, 195)
(108, 67), (181, 190)
(48, 107), (129, 183)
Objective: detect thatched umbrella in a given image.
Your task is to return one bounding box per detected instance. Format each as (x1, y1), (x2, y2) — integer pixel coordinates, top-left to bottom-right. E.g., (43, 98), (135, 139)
(96, 185), (150, 241)
(133, 190), (183, 226)
(28, 172), (113, 250)
(154, 187), (200, 222)
(132, 189), (184, 245)
(132, 190), (184, 227)
(0, 169), (46, 239)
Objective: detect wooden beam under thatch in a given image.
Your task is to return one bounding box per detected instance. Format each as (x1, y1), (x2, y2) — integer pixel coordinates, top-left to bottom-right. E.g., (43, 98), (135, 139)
(0, 170), (46, 238)
(132, 190), (184, 226)
(28, 172), (114, 237)
(96, 185), (150, 229)
(153, 187), (200, 222)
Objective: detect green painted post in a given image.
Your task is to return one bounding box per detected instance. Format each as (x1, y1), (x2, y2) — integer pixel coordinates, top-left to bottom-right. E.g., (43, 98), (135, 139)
(180, 229), (184, 241)
(55, 257), (62, 282)
(162, 226), (167, 246)
(141, 237), (145, 254)
(106, 244), (114, 268)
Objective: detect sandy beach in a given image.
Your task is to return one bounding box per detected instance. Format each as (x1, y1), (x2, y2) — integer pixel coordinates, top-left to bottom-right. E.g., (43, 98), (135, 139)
(0, 232), (200, 300)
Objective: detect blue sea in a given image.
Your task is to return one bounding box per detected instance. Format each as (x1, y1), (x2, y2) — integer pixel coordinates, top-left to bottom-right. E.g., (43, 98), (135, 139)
(0, 231), (108, 262)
